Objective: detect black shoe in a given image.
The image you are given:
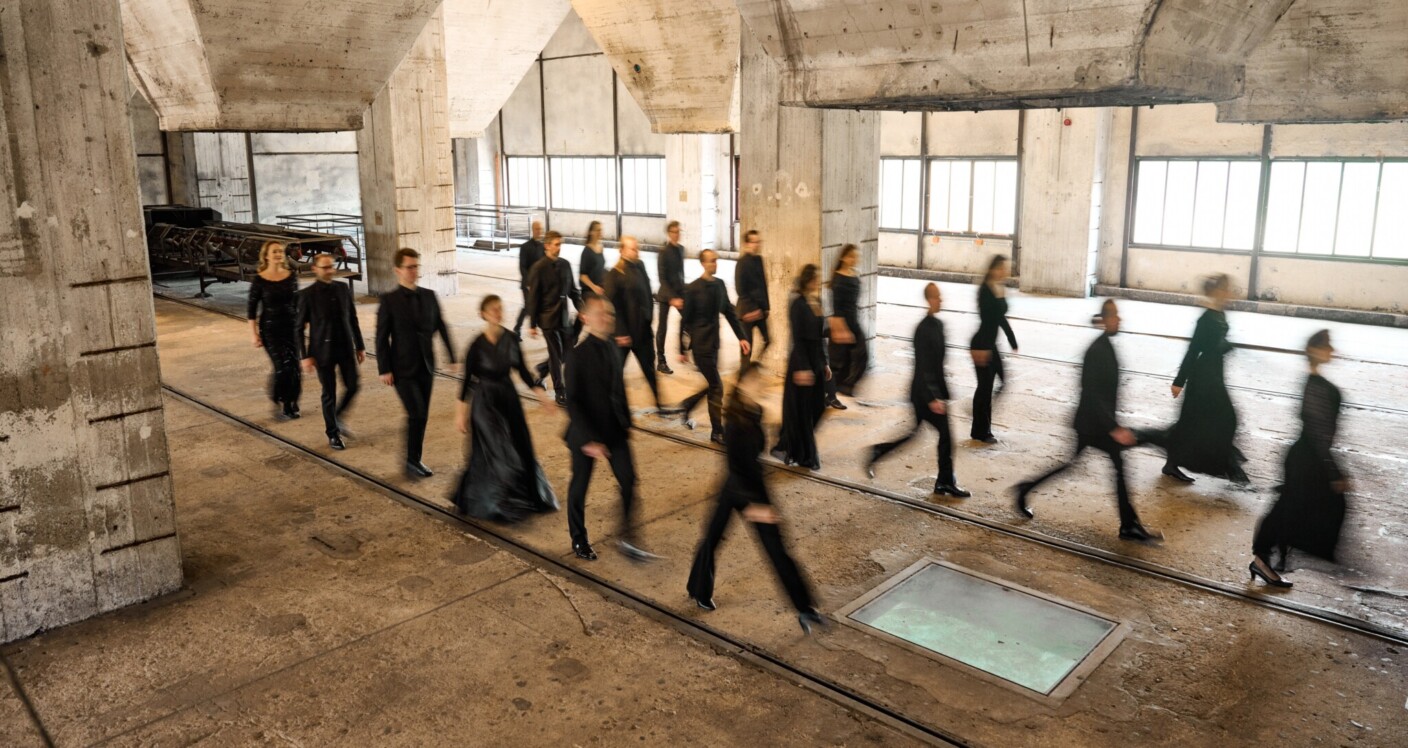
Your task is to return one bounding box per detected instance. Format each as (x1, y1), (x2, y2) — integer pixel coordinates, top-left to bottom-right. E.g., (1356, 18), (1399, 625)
(329, 435), (346, 450)
(618, 540), (661, 563)
(1014, 482), (1035, 519)
(554, 392), (567, 407)
(1162, 464), (1195, 483)
(800, 460), (821, 471)
(973, 435), (998, 445)
(681, 414), (696, 430)
(934, 482), (971, 499)
(535, 361), (550, 379)
(798, 610), (827, 635)
(769, 447), (788, 463)
(657, 362), (674, 375)
(709, 431), (726, 446)
(573, 543), (598, 561)
(864, 446), (880, 478)
(826, 398), (847, 411)
(405, 461), (433, 478)
(692, 596), (717, 611)
(1118, 523), (1163, 542)
(283, 403), (300, 420)
(274, 405), (291, 421)
(1249, 558), (1292, 588)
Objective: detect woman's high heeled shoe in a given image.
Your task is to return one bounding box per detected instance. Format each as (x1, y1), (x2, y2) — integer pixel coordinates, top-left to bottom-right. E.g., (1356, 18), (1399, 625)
(1249, 559), (1292, 589)
(798, 610), (827, 635)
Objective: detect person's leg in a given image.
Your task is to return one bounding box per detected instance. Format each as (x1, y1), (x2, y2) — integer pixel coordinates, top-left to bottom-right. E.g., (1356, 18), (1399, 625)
(700, 355), (724, 433)
(1022, 436), (1086, 493)
(1093, 437), (1140, 529)
(679, 384), (709, 420)
(607, 441), (639, 542)
(566, 450), (594, 548)
(336, 354), (360, 420)
(871, 403), (923, 464)
(513, 289), (530, 335)
(686, 495), (734, 604)
(655, 301), (671, 365)
(971, 354), (995, 438)
(544, 328), (566, 393)
(738, 319), (756, 372)
(932, 410), (955, 485)
(316, 361), (339, 437)
(752, 520), (816, 613)
(848, 331), (869, 394)
(632, 334), (662, 403)
(393, 373), (430, 463)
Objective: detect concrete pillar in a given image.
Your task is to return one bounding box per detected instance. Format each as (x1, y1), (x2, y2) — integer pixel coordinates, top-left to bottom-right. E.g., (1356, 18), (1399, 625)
(357, 8), (458, 296)
(665, 134), (705, 253)
(452, 138), (480, 208)
(0, 0), (182, 644)
(738, 29), (878, 366)
(1017, 108), (1114, 297)
(191, 132), (253, 222)
(164, 132), (199, 206)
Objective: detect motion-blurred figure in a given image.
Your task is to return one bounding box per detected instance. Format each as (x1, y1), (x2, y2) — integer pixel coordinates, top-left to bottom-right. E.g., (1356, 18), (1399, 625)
(603, 236), (668, 412)
(825, 243), (866, 409)
(525, 231), (580, 406)
(970, 255), (1018, 443)
(734, 229), (771, 373)
(512, 221), (546, 337)
(678, 249), (750, 444)
(771, 264), (831, 471)
(297, 253), (364, 450)
(655, 220), (686, 374)
(248, 240), (302, 420)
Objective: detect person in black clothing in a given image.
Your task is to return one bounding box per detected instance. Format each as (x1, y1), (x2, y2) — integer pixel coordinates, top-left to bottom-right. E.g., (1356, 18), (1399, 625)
(451, 295), (558, 522)
(866, 283), (969, 498)
(1248, 330), (1348, 589)
(564, 295), (659, 562)
(579, 220), (607, 298)
(687, 367), (826, 634)
(825, 243), (866, 409)
(655, 220), (686, 374)
(525, 231), (581, 406)
(677, 249), (750, 443)
(603, 236), (667, 411)
(248, 241), (302, 420)
(771, 264), (830, 471)
(512, 221), (546, 336)
(297, 253), (365, 449)
(376, 248), (457, 478)
(1013, 300), (1159, 542)
(734, 229), (770, 372)
(970, 255), (1019, 443)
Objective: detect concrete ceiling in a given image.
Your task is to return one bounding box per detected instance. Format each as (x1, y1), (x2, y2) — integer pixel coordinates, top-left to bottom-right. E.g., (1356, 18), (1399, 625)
(573, 0), (740, 133)
(734, 0), (1298, 111)
(445, 0), (571, 139)
(120, 0), (442, 132)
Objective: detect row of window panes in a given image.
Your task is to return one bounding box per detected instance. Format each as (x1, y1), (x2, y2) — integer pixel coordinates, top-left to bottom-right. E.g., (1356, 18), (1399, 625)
(505, 156), (667, 217)
(878, 158), (1018, 236)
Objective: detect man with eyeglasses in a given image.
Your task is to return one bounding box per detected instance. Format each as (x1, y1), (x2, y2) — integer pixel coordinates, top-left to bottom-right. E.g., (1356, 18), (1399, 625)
(297, 254), (364, 450)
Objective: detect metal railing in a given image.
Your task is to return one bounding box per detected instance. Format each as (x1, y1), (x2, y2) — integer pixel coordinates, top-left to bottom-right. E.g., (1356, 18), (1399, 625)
(275, 213), (365, 265)
(454, 203), (537, 251)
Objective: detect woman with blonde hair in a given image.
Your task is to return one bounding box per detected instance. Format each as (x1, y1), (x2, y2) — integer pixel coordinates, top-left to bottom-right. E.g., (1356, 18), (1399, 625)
(248, 240), (302, 420)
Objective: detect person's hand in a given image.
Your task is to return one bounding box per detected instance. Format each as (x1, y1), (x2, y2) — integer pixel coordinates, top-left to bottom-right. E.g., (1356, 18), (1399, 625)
(301, 357), (315, 374)
(1111, 427), (1136, 446)
(529, 328), (539, 338)
(824, 365), (833, 381)
(679, 353), (690, 364)
(582, 442), (610, 460)
(742, 309), (762, 322)
(615, 335), (632, 347)
(929, 399), (946, 415)
(356, 350), (366, 365)
(972, 349), (990, 367)
(793, 370), (815, 387)
(380, 373), (394, 386)
(455, 413), (469, 435)
(1171, 385), (1183, 398)
(252, 335), (263, 348)
(742, 504), (780, 524)
(1332, 478), (1351, 493)
(671, 298), (683, 310)
(739, 340), (751, 356)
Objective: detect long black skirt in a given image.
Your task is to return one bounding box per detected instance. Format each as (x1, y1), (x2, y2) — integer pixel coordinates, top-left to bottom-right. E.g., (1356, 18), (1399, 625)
(452, 383), (558, 522)
(774, 376), (826, 468)
(260, 321), (302, 408)
(1154, 359), (1246, 479)
(1255, 437), (1346, 561)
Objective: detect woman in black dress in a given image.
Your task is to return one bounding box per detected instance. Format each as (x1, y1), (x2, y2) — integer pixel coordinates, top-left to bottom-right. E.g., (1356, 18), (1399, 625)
(970, 255), (1017, 442)
(1157, 274), (1248, 484)
(825, 243), (866, 408)
(452, 295), (558, 522)
(771, 264), (830, 470)
(248, 240), (302, 420)
(1247, 330), (1347, 588)
(578, 221), (607, 298)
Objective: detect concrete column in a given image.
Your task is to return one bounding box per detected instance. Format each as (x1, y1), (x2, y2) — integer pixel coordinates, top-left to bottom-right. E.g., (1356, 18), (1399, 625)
(665, 134), (705, 254)
(1017, 108), (1114, 297)
(164, 132), (199, 206)
(357, 8), (457, 296)
(452, 138), (481, 208)
(738, 30), (878, 366)
(0, 0), (182, 644)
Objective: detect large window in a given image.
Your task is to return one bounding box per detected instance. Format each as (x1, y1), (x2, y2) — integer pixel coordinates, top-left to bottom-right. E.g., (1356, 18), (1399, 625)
(621, 156), (666, 215)
(1131, 159), (1261, 251)
(506, 156), (546, 208)
(549, 157), (617, 213)
(927, 159), (1018, 236)
(1263, 160), (1408, 260)
(879, 158), (921, 230)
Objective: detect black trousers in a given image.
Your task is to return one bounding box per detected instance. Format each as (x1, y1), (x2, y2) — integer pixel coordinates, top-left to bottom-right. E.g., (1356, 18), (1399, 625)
(393, 369), (434, 463)
(655, 300), (676, 363)
(541, 327), (569, 393)
(739, 316), (770, 373)
(686, 493), (814, 613)
(567, 441), (638, 548)
(513, 288), (530, 334)
(971, 348), (1005, 439)
(680, 354), (724, 432)
(315, 353), (360, 437)
(617, 333), (661, 406)
(1022, 432), (1141, 528)
(827, 318), (868, 397)
(871, 402), (955, 487)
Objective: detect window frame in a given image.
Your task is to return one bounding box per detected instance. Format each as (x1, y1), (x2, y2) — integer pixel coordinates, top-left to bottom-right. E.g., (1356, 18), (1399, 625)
(1128, 156), (1263, 255)
(503, 155), (547, 209)
(878, 156), (923, 233)
(619, 155), (667, 217)
(921, 156), (1021, 240)
(546, 155), (619, 214)
(1260, 157), (1406, 262)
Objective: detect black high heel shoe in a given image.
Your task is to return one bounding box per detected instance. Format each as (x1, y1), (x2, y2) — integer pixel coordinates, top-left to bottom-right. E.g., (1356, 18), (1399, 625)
(798, 610), (827, 635)
(1248, 558), (1292, 588)
(1014, 482), (1035, 519)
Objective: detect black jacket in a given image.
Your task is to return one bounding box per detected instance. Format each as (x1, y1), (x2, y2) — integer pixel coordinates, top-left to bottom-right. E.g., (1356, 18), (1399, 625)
(518, 238), (545, 290)
(680, 276), (743, 356)
(525, 256), (581, 331)
(734, 253), (769, 316)
(971, 283), (1018, 351)
(787, 295), (826, 375)
(564, 334), (631, 449)
(603, 260), (654, 341)
(1074, 333), (1120, 437)
(911, 314), (949, 405)
(721, 392), (769, 507)
(375, 285), (454, 377)
(656, 242), (685, 302)
(295, 280), (364, 364)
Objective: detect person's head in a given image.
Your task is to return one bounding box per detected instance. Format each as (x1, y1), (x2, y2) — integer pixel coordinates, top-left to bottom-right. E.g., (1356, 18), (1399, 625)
(587, 221), (602, 243)
(258, 241), (287, 272)
(1091, 298), (1120, 335)
(1306, 329), (1334, 367)
(479, 294), (503, 327)
(742, 229), (762, 255)
(828, 243), (858, 287)
(619, 235), (640, 263)
(580, 294), (615, 338)
(1203, 273), (1232, 305)
(666, 221), (681, 244)
(984, 255), (1009, 285)
(393, 247), (420, 287)
(795, 263), (821, 297)
(531, 220), (543, 240)
(924, 282), (941, 314)
(700, 249), (718, 278)
(311, 252), (337, 283)
(544, 231), (563, 258)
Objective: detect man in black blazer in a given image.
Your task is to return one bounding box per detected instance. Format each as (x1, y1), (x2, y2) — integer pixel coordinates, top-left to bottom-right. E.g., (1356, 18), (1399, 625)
(525, 231), (580, 406)
(1013, 299), (1158, 541)
(297, 254), (365, 450)
(734, 229), (770, 372)
(677, 249), (749, 443)
(564, 295), (658, 563)
(512, 221), (545, 336)
(866, 284), (968, 497)
(375, 248), (456, 478)
(603, 235), (667, 412)
(654, 220), (686, 374)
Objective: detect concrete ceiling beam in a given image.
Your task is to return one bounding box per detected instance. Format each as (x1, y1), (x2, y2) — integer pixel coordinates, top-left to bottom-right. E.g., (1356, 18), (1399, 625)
(734, 0), (1297, 111)
(572, 0), (740, 134)
(444, 0), (571, 139)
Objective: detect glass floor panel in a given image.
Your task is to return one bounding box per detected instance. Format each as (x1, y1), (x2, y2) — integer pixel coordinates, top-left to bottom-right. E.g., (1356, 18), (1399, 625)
(845, 561), (1118, 696)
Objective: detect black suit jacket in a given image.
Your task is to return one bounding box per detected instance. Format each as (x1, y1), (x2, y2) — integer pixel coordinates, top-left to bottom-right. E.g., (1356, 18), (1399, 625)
(375, 285), (454, 377)
(518, 238), (545, 290)
(734, 253), (769, 317)
(680, 276), (743, 356)
(295, 281), (364, 364)
(564, 334), (631, 449)
(656, 243), (685, 302)
(603, 260), (654, 341)
(911, 314), (949, 405)
(1074, 333), (1120, 437)
(525, 256), (580, 331)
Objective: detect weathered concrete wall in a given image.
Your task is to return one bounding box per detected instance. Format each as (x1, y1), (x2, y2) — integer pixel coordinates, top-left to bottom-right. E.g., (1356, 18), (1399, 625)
(1018, 108), (1112, 297)
(251, 133), (360, 222)
(128, 93), (169, 205)
(1, 0), (181, 644)
(444, 0), (570, 139)
(1136, 103), (1262, 157)
(193, 133), (253, 222)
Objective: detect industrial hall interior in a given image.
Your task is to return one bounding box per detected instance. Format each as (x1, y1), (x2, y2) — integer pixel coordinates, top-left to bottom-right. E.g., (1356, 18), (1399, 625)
(3, 0), (1408, 745)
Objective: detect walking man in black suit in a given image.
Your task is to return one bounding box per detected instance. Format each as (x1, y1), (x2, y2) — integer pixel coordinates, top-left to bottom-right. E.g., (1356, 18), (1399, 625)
(734, 229), (770, 372)
(525, 231), (579, 406)
(375, 248), (456, 478)
(513, 221), (545, 336)
(297, 254), (365, 450)
(866, 283), (969, 498)
(603, 235), (668, 412)
(678, 249), (749, 443)
(654, 220), (685, 374)
(564, 295), (659, 563)
(1013, 299), (1159, 541)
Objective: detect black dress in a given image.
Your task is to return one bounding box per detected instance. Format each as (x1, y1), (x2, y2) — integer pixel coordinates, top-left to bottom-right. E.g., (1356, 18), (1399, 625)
(1159, 309), (1247, 481)
(828, 273), (867, 396)
(248, 273), (302, 410)
(579, 246), (606, 297)
(1253, 374), (1346, 561)
(773, 294), (827, 469)
(970, 283), (1016, 439)
(452, 331), (558, 522)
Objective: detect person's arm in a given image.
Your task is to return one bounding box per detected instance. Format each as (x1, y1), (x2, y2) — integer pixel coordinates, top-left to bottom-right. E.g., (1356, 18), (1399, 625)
(293, 290), (309, 362)
(563, 262), (582, 310)
(375, 298), (393, 375)
(518, 243), (533, 288)
(345, 286), (365, 351)
(1083, 341), (1119, 434)
(721, 286), (744, 341)
(525, 264), (542, 330)
(680, 286), (694, 356)
(247, 279), (263, 345)
(460, 341), (474, 402)
(916, 322), (945, 403)
(510, 335), (542, 390)
(999, 309), (1018, 350)
(1173, 315), (1209, 389)
(565, 346), (603, 444)
(433, 293), (455, 364)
